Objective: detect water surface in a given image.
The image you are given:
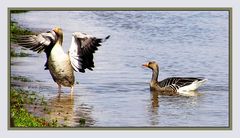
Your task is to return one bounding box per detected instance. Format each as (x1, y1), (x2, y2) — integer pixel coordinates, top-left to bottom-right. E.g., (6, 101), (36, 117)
(11, 11), (229, 127)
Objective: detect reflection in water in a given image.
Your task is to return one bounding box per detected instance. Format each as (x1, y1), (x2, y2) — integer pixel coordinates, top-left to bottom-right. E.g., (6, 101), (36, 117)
(148, 91), (160, 126)
(179, 91), (201, 97)
(48, 94), (75, 126)
(47, 93), (94, 127)
(11, 11), (229, 126)
(148, 90), (201, 126)
(151, 91), (159, 109)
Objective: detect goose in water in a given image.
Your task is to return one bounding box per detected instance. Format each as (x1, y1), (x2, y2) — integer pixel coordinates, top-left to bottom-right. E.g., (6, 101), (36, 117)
(17, 27), (110, 95)
(142, 61), (207, 96)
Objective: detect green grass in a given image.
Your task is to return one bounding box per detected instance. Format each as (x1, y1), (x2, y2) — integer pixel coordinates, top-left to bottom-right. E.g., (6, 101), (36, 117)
(10, 87), (87, 127)
(10, 88), (59, 127)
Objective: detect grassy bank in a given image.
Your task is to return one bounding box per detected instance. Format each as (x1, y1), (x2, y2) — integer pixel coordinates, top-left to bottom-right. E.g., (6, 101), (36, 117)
(11, 75), (87, 127)
(10, 16), (62, 127)
(10, 87), (59, 127)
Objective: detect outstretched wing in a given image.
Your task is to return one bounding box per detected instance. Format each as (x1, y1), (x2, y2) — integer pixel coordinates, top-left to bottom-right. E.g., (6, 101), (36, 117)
(17, 30), (57, 53)
(69, 32), (110, 72)
(17, 30), (58, 69)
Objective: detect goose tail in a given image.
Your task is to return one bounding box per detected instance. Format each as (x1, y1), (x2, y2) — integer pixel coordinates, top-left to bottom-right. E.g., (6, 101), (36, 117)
(197, 79), (208, 88)
(177, 78), (207, 93)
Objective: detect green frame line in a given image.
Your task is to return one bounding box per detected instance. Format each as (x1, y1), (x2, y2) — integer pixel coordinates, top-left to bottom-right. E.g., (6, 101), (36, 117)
(7, 7), (232, 131)
(8, 7), (232, 11)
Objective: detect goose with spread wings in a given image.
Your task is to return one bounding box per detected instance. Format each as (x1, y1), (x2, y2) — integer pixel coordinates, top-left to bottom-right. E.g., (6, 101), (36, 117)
(17, 27), (110, 95)
(142, 61), (207, 96)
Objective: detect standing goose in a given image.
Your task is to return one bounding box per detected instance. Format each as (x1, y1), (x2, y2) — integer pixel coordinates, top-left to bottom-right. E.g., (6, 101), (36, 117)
(142, 61), (207, 96)
(17, 27), (110, 95)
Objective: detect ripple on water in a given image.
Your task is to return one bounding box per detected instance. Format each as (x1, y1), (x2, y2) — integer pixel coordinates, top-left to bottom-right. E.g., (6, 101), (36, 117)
(11, 11), (229, 127)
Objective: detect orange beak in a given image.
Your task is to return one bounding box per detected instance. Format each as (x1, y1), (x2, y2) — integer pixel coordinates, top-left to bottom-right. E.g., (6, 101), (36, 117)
(142, 63), (148, 67)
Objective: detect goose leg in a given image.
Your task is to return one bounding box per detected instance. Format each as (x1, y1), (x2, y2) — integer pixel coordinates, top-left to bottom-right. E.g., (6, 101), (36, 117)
(70, 86), (74, 96)
(58, 84), (61, 93)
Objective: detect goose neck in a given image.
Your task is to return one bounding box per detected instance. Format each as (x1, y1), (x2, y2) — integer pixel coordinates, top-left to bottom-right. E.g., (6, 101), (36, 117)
(151, 66), (159, 83)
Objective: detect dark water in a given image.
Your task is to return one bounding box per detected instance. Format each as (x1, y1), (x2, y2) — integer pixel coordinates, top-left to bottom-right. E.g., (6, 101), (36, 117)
(11, 11), (229, 127)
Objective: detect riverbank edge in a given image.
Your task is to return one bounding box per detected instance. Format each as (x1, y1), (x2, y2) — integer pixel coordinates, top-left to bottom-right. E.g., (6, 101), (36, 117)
(9, 14), (62, 127)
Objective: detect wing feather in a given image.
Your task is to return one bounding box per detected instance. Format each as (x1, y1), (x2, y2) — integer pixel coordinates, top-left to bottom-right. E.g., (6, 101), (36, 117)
(69, 32), (110, 72)
(17, 30), (58, 69)
(17, 31), (57, 53)
(159, 77), (205, 88)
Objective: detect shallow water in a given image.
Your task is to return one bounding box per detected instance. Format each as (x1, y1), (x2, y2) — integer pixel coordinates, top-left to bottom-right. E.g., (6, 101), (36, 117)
(11, 11), (229, 127)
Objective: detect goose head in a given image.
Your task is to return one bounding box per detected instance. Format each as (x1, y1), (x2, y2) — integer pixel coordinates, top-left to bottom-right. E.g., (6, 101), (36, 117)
(142, 61), (159, 70)
(53, 27), (63, 45)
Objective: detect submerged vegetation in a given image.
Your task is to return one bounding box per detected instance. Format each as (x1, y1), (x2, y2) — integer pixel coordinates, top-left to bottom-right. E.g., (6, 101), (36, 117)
(10, 21), (33, 43)
(10, 49), (31, 57)
(10, 10), (32, 42)
(11, 75), (32, 82)
(10, 17), (33, 57)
